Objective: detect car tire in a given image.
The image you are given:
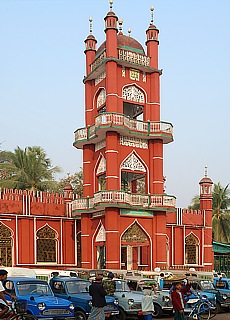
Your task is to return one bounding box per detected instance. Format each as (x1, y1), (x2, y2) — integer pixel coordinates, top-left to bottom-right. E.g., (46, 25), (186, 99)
(152, 304), (163, 318)
(75, 310), (86, 320)
(117, 307), (126, 320)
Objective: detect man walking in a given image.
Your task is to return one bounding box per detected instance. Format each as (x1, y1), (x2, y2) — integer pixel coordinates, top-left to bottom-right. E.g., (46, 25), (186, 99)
(88, 275), (107, 320)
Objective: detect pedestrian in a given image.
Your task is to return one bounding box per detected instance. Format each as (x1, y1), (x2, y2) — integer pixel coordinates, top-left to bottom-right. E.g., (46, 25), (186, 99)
(103, 271), (116, 296)
(88, 275), (107, 320)
(0, 269), (16, 318)
(171, 279), (191, 320)
(141, 284), (158, 320)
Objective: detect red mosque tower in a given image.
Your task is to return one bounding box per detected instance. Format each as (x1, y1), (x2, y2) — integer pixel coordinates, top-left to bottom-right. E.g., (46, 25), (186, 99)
(73, 3), (176, 270)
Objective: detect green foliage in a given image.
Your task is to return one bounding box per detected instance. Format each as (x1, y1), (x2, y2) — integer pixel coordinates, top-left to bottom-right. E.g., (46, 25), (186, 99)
(55, 169), (83, 196)
(0, 146), (60, 192)
(188, 195), (200, 210)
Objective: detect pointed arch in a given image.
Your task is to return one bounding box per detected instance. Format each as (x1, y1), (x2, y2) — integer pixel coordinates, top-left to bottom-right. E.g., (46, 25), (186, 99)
(94, 153), (106, 192)
(92, 220), (106, 269)
(185, 232), (200, 265)
(120, 219), (152, 270)
(97, 88), (106, 109)
(36, 224), (58, 263)
(120, 151), (149, 193)
(122, 84), (146, 103)
(96, 154), (106, 175)
(0, 222), (13, 267)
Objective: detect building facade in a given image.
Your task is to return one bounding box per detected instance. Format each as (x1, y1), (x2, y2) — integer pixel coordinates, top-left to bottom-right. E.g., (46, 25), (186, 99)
(0, 4), (214, 272)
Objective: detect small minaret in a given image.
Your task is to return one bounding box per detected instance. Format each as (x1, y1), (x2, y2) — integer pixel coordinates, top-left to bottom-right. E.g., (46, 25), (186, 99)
(199, 165), (213, 211)
(199, 166), (214, 269)
(84, 17), (97, 75)
(104, 0), (118, 58)
(146, 6), (159, 69)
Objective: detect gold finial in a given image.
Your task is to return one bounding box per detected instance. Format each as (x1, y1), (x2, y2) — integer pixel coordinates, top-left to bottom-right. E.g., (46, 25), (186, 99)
(204, 165), (208, 177)
(150, 6), (154, 24)
(128, 28), (131, 37)
(118, 18), (123, 33)
(89, 17), (93, 34)
(110, 0), (113, 11)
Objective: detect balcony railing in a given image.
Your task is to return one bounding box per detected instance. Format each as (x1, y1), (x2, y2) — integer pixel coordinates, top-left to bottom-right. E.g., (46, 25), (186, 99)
(74, 113), (173, 144)
(72, 190), (176, 212)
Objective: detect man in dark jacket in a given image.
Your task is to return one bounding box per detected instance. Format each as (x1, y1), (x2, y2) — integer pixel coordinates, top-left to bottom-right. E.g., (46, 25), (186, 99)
(88, 275), (107, 320)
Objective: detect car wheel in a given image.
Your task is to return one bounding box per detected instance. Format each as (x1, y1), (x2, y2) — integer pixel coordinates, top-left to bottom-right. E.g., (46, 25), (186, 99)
(75, 310), (86, 320)
(117, 307), (126, 320)
(152, 304), (163, 318)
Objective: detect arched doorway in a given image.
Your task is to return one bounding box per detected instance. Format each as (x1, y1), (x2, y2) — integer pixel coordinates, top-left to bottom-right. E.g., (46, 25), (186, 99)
(121, 222), (150, 270)
(36, 225), (58, 263)
(185, 233), (199, 265)
(0, 222), (13, 266)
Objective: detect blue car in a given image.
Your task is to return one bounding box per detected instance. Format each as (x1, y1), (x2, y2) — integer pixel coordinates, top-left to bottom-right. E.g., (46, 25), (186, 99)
(4, 277), (75, 320)
(49, 276), (119, 320)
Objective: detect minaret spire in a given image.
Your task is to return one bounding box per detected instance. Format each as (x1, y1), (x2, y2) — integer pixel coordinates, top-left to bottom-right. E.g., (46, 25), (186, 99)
(204, 165), (208, 177)
(150, 6), (154, 25)
(89, 17), (93, 34)
(110, 0), (113, 11)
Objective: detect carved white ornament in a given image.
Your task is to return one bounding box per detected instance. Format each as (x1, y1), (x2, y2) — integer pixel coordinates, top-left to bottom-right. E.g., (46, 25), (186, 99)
(118, 49), (150, 67)
(97, 89), (106, 108)
(95, 139), (106, 152)
(96, 224), (106, 242)
(121, 153), (146, 172)
(96, 155), (106, 175)
(122, 67), (126, 77)
(120, 135), (148, 149)
(143, 72), (146, 82)
(122, 85), (145, 103)
(95, 71), (106, 86)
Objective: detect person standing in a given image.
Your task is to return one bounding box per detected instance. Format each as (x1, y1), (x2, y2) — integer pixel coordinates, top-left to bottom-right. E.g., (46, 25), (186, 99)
(103, 272), (116, 296)
(171, 280), (191, 320)
(141, 284), (158, 320)
(0, 269), (16, 318)
(88, 275), (107, 320)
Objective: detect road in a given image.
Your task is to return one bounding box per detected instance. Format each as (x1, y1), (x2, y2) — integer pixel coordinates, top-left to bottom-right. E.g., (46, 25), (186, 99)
(163, 312), (230, 320)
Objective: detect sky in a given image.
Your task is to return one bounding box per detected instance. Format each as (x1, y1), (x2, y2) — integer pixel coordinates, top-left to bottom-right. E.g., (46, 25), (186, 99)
(0, 0), (230, 208)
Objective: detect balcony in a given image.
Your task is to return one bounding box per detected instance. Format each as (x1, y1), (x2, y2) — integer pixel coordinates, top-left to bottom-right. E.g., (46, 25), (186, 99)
(74, 113), (173, 148)
(72, 190), (176, 214)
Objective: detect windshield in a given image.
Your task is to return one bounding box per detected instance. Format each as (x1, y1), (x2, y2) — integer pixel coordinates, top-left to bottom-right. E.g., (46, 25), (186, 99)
(17, 282), (52, 296)
(66, 281), (90, 294)
(200, 280), (215, 290)
(115, 280), (130, 292)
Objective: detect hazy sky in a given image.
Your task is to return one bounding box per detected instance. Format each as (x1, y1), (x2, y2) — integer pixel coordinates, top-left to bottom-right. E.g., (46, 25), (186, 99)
(1, 0), (230, 208)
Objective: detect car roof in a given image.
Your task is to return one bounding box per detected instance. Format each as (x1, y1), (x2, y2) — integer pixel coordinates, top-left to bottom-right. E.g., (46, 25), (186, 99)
(52, 276), (88, 281)
(214, 277), (229, 281)
(8, 277), (48, 283)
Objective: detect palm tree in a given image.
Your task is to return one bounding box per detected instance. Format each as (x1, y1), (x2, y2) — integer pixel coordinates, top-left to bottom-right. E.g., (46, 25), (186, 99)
(212, 183), (230, 243)
(0, 146), (60, 192)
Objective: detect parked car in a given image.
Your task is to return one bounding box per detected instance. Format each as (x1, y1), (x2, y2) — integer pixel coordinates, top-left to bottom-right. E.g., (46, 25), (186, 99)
(125, 277), (173, 318)
(213, 277), (230, 312)
(162, 277), (217, 313)
(4, 277), (75, 320)
(49, 276), (119, 320)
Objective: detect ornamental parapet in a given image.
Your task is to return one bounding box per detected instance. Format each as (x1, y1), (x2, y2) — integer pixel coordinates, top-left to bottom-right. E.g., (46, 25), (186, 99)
(74, 113), (173, 148)
(72, 190), (176, 214)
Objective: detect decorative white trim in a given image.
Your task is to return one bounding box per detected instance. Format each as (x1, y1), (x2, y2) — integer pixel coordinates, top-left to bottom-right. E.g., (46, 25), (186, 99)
(122, 85), (145, 103)
(155, 261), (167, 264)
(152, 181), (164, 184)
(106, 176), (119, 179)
(155, 233), (167, 236)
(120, 135), (148, 149)
(152, 156), (163, 159)
(95, 140), (106, 152)
(121, 152), (146, 172)
(106, 261), (120, 263)
(97, 89), (106, 108)
(81, 261), (90, 264)
(96, 155), (106, 175)
(203, 263), (213, 265)
(203, 245), (212, 247)
(96, 224), (106, 242)
(105, 150), (118, 153)
(81, 234), (90, 237)
(83, 183), (91, 186)
(106, 230), (119, 233)
(83, 161), (91, 164)
(95, 71), (106, 86)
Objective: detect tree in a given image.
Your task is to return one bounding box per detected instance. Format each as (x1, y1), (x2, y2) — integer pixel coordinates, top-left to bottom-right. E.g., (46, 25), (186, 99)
(212, 183), (230, 243)
(55, 169), (83, 197)
(188, 182), (230, 243)
(0, 146), (61, 192)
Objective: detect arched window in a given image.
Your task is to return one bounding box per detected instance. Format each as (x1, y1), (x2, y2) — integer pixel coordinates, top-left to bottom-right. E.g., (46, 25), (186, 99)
(97, 88), (106, 113)
(36, 225), (57, 263)
(120, 152), (147, 194)
(0, 223), (13, 267)
(185, 233), (199, 265)
(96, 154), (106, 191)
(122, 85), (145, 121)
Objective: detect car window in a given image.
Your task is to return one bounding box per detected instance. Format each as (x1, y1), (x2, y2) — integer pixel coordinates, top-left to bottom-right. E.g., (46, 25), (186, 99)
(115, 280), (130, 292)
(200, 280), (215, 290)
(51, 281), (66, 294)
(5, 281), (16, 296)
(17, 282), (52, 296)
(66, 281), (90, 294)
(215, 280), (226, 289)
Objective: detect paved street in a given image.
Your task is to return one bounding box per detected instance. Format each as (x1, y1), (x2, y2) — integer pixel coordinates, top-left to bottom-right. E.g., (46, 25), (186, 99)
(163, 312), (230, 320)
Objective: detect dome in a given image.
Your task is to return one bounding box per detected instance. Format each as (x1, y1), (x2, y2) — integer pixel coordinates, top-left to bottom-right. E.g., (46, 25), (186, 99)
(96, 34), (145, 55)
(199, 177), (213, 184)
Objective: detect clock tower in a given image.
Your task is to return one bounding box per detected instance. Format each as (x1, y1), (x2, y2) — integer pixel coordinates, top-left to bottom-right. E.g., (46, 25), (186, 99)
(73, 2), (175, 270)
